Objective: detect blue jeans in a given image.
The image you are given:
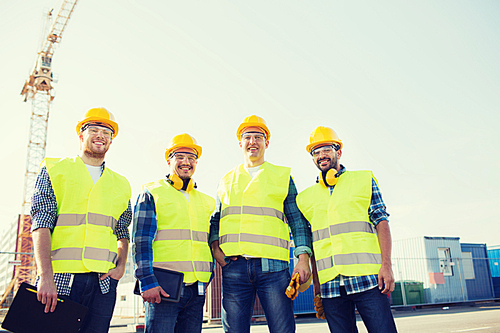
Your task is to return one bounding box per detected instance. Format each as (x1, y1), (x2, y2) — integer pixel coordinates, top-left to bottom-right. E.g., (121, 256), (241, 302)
(144, 283), (206, 333)
(322, 286), (398, 333)
(67, 272), (118, 333)
(221, 257), (295, 333)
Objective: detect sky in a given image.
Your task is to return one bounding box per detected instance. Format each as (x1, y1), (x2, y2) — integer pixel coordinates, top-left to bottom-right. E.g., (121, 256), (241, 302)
(1, 0), (499, 249)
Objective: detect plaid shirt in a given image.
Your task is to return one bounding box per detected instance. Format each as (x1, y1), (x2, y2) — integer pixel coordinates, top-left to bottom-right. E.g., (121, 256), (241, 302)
(320, 165), (389, 298)
(132, 186), (207, 294)
(30, 162), (132, 296)
(209, 174), (312, 272)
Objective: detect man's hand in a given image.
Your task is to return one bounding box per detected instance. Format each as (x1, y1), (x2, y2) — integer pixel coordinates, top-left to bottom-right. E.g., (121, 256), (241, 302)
(292, 253), (311, 284)
(37, 275), (58, 313)
(101, 264), (126, 281)
(32, 228), (58, 313)
(211, 240), (237, 267)
(375, 220), (394, 294)
(141, 286), (169, 304)
(378, 263), (395, 294)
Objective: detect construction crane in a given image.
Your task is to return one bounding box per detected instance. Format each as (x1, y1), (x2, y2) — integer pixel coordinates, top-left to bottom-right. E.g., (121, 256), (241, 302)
(0, 0), (78, 307)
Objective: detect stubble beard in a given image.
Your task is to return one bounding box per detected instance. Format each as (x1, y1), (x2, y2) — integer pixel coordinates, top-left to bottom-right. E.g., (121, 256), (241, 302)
(83, 145), (107, 159)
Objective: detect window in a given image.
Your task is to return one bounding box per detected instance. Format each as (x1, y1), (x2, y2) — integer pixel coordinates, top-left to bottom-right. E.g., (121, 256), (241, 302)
(461, 252), (475, 280)
(438, 247), (454, 276)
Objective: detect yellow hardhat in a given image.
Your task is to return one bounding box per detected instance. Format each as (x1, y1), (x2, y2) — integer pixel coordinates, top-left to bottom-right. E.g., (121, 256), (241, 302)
(306, 126), (343, 153)
(76, 107), (119, 138)
(165, 133), (202, 161)
(236, 115), (271, 140)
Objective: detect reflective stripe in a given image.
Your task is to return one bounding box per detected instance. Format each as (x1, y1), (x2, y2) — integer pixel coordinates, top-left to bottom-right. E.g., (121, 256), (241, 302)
(155, 229), (191, 241)
(220, 233), (288, 249)
(192, 231), (208, 242)
(194, 261), (213, 272)
(334, 253), (382, 265)
(316, 257), (333, 271)
(51, 247), (117, 264)
(312, 222), (376, 242)
(330, 221), (376, 236)
(221, 206), (285, 222)
(219, 234), (239, 245)
(52, 248), (82, 261)
(55, 213), (117, 230)
(88, 213), (118, 231)
(153, 261), (212, 272)
(240, 233), (288, 249)
(312, 228), (329, 242)
(155, 229), (208, 242)
(85, 247), (117, 264)
(56, 214), (86, 227)
(316, 253), (382, 271)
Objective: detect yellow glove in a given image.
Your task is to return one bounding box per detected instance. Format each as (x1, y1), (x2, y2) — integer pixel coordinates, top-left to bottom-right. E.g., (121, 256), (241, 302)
(285, 273), (300, 300)
(313, 295), (326, 320)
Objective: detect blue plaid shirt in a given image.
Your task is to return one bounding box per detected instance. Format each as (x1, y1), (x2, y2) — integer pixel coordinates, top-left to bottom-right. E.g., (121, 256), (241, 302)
(320, 165), (389, 298)
(132, 186), (207, 295)
(30, 162), (132, 296)
(209, 174), (312, 272)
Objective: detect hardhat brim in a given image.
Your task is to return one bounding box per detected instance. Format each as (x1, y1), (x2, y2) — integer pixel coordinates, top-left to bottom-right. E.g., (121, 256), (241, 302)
(236, 122), (271, 140)
(306, 139), (343, 153)
(76, 116), (119, 138)
(165, 144), (203, 161)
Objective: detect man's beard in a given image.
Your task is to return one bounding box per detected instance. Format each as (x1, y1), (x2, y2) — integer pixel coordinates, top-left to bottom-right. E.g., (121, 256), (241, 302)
(316, 156), (337, 172)
(83, 146), (107, 159)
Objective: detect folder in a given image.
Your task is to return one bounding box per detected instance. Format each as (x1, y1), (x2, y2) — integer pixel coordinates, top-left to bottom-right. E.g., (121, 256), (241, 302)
(1, 282), (88, 333)
(134, 267), (184, 302)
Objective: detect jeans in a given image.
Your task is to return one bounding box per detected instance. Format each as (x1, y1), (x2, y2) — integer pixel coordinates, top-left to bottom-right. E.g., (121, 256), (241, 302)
(221, 257), (295, 333)
(67, 272), (118, 333)
(322, 286), (398, 333)
(144, 283), (206, 333)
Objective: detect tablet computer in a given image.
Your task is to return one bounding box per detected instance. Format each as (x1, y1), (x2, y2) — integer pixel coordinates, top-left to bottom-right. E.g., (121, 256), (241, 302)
(134, 267), (184, 303)
(2, 282), (88, 333)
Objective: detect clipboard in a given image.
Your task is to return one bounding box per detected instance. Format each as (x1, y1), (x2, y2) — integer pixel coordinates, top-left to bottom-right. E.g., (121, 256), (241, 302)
(134, 267), (184, 302)
(1, 282), (88, 333)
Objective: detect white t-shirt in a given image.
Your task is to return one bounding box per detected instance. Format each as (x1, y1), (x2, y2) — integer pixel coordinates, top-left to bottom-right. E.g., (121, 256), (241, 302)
(180, 189), (189, 201)
(85, 164), (102, 184)
(245, 165), (261, 179)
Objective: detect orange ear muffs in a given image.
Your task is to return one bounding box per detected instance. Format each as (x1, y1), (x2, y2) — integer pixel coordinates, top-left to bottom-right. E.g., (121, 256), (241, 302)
(166, 173), (195, 192)
(317, 169), (338, 187)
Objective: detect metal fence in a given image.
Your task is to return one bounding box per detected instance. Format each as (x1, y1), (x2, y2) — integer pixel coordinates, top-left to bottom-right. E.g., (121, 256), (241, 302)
(1, 254), (498, 326)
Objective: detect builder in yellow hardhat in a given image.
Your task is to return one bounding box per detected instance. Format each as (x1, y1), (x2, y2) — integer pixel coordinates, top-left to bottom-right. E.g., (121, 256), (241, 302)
(133, 133), (215, 332)
(209, 115), (312, 332)
(296, 126), (397, 332)
(30, 107), (132, 332)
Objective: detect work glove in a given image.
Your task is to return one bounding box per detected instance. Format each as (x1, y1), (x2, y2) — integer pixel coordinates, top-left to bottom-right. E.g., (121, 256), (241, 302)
(285, 272), (300, 300)
(313, 295), (326, 319)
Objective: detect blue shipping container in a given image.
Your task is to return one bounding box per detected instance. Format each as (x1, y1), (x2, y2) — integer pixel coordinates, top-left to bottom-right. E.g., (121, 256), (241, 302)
(487, 248), (500, 278)
(460, 243), (494, 300)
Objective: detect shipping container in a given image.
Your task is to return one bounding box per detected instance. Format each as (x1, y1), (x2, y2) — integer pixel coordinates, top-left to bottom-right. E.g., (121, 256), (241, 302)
(393, 236), (468, 304)
(487, 246), (500, 298)
(487, 247), (500, 278)
(460, 243), (495, 300)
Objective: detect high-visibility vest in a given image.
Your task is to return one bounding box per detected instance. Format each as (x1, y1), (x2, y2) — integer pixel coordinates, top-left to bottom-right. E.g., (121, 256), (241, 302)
(144, 179), (216, 284)
(296, 170), (382, 284)
(218, 162), (291, 261)
(45, 157), (131, 273)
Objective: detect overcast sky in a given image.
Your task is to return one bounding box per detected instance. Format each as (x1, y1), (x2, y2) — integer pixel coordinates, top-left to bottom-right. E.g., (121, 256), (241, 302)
(1, 0), (499, 249)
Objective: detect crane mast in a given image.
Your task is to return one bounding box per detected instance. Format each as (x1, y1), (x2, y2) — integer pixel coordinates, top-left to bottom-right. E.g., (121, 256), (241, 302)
(0, 0), (78, 306)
